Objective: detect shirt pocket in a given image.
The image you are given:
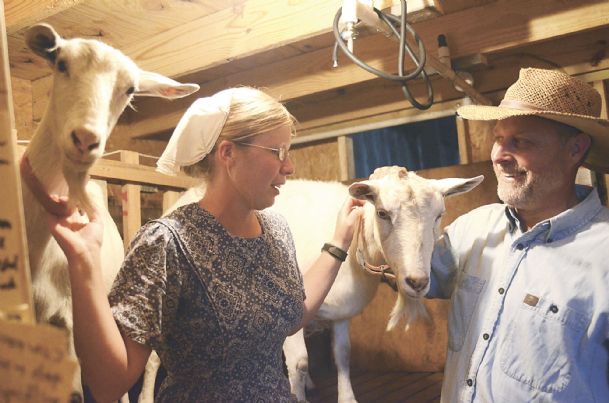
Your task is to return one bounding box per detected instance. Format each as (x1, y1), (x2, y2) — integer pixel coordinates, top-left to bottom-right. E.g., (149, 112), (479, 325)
(448, 274), (486, 352)
(499, 297), (591, 393)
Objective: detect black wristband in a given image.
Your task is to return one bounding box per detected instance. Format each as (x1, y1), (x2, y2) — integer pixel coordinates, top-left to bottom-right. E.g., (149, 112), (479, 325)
(321, 243), (348, 262)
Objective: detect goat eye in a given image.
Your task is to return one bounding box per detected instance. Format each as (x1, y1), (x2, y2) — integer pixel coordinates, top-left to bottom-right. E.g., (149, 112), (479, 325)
(126, 86), (135, 95)
(56, 60), (67, 73)
(377, 209), (390, 220)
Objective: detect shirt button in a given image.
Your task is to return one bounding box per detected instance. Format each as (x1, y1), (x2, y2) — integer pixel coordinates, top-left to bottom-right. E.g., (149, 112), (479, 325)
(466, 379), (473, 387)
(483, 333), (490, 340)
(516, 243), (524, 250)
(498, 287), (505, 294)
(550, 304), (559, 313)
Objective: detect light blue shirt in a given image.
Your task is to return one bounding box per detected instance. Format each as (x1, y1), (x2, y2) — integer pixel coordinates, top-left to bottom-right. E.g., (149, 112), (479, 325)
(429, 186), (609, 402)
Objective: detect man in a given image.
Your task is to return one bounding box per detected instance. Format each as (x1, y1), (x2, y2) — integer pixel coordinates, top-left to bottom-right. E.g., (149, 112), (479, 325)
(429, 67), (609, 402)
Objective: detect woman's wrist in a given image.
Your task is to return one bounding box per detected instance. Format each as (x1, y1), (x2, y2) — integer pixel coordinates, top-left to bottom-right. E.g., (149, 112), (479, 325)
(321, 242), (348, 262)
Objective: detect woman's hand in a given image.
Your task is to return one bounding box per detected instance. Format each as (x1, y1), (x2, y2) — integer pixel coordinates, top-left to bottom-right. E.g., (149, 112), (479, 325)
(47, 201), (104, 267)
(331, 197), (365, 250)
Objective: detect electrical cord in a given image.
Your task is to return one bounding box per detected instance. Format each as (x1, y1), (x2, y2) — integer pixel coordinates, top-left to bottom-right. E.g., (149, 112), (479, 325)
(332, 0), (433, 110)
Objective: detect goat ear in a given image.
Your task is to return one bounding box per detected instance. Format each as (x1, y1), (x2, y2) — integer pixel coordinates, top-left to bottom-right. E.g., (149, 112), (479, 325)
(25, 23), (63, 65)
(136, 71), (200, 99)
(348, 181), (378, 202)
(432, 175), (485, 198)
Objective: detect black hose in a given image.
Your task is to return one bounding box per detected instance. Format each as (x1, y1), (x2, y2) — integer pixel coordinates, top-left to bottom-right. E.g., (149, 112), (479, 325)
(332, 0), (433, 110)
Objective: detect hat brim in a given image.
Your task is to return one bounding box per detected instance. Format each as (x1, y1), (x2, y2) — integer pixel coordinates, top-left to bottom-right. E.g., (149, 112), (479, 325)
(457, 105), (609, 173)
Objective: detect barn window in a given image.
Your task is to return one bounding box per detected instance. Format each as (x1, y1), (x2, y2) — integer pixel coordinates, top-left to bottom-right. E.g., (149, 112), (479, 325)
(351, 116), (459, 178)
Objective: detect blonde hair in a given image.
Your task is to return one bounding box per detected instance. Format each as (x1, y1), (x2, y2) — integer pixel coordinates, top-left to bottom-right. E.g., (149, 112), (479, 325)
(183, 87), (295, 179)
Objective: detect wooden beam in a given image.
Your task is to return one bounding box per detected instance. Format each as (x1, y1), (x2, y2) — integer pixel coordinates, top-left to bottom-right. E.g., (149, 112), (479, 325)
(293, 96), (464, 145)
(431, 0), (495, 14)
(119, 151), (141, 248)
(89, 158), (199, 190)
(119, 0), (609, 140)
(4, 0), (85, 34)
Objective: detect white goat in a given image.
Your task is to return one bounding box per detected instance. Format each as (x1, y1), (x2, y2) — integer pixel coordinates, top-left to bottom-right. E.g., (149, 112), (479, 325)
(140, 166), (483, 403)
(20, 23), (198, 402)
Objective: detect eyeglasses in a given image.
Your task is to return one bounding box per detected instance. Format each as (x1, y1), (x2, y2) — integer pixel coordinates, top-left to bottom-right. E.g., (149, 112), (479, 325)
(234, 142), (290, 162)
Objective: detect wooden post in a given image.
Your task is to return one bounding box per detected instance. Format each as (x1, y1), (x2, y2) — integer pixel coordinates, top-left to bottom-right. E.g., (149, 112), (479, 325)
(0, 0), (34, 324)
(120, 151), (141, 248)
(91, 179), (108, 209)
(455, 116), (472, 164)
(337, 135), (356, 181)
(162, 191), (182, 215)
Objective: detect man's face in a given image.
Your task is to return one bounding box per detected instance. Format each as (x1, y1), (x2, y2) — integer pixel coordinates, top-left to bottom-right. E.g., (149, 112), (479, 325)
(491, 116), (574, 209)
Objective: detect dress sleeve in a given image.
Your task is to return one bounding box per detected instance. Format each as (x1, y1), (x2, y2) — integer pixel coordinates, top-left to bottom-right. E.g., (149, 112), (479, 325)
(108, 221), (182, 349)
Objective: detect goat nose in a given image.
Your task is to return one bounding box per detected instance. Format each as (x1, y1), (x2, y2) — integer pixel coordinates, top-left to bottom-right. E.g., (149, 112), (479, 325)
(71, 128), (100, 154)
(405, 276), (429, 292)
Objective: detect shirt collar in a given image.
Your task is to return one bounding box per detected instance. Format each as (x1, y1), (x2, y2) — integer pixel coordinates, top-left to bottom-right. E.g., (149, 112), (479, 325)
(503, 186), (602, 241)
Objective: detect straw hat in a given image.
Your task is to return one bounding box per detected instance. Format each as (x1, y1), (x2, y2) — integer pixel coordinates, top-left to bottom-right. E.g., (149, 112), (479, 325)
(458, 68), (609, 173)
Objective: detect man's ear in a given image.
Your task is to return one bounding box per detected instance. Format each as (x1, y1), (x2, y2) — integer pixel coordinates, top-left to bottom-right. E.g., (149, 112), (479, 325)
(570, 132), (592, 162)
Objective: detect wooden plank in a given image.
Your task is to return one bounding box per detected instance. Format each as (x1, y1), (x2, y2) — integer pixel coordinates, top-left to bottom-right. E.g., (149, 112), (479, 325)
(89, 158), (200, 190)
(0, 0), (34, 323)
(432, 0), (495, 14)
(381, 372), (443, 401)
(4, 0), (85, 34)
(309, 371), (442, 403)
(354, 372), (428, 401)
(120, 151), (141, 248)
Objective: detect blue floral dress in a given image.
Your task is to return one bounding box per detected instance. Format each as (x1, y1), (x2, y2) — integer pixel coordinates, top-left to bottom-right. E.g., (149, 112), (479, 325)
(109, 203), (304, 402)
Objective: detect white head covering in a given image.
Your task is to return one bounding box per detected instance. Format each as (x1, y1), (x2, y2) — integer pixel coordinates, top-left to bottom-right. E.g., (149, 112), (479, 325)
(156, 89), (233, 175)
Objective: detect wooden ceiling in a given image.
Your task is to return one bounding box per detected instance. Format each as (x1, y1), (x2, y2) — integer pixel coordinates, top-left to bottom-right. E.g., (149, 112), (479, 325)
(6, 0), (609, 144)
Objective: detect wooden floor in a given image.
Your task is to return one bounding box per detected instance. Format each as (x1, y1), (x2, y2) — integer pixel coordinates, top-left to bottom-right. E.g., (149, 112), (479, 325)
(307, 370), (443, 403)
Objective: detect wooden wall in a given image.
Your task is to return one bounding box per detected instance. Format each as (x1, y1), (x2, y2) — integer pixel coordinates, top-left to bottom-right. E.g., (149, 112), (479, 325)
(290, 140), (341, 181)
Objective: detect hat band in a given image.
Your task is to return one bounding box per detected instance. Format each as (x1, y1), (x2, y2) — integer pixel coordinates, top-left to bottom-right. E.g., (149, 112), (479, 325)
(498, 99), (547, 112)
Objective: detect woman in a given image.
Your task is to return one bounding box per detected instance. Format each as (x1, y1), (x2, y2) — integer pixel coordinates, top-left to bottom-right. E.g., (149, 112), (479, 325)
(46, 87), (364, 402)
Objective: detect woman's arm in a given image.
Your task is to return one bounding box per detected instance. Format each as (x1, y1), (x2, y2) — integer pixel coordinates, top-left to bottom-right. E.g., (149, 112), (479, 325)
(47, 205), (150, 402)
(289, 197), (364, 334)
